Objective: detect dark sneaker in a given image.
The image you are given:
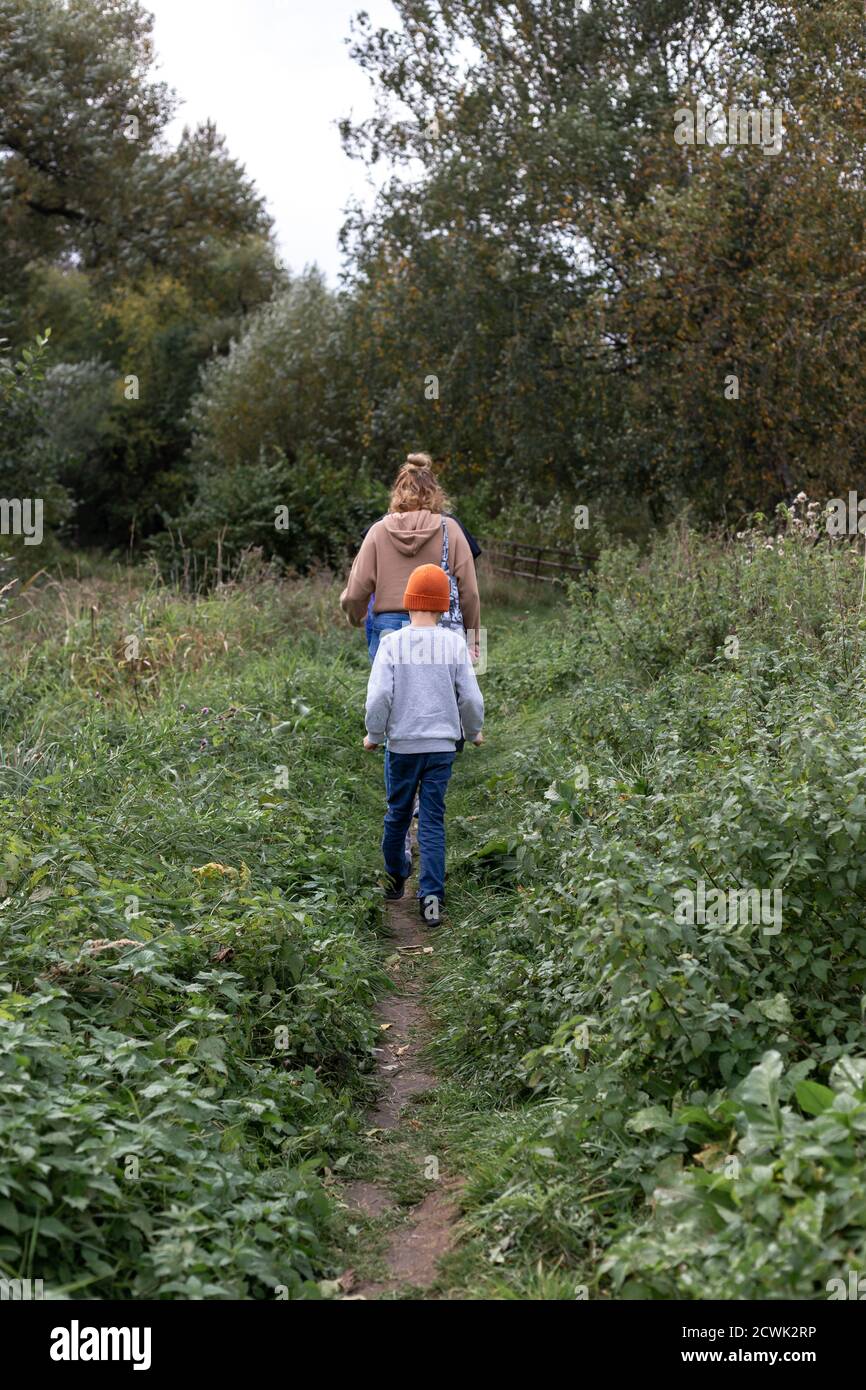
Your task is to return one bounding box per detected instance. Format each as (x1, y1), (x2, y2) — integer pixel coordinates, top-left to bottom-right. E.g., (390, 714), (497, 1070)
(384, 873), (407, 901)
(419, 893), (443, 927)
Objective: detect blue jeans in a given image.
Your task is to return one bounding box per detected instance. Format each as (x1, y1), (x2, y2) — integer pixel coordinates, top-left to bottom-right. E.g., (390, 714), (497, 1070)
(382, 751), (455, 900)
(367, 607), (410, 664)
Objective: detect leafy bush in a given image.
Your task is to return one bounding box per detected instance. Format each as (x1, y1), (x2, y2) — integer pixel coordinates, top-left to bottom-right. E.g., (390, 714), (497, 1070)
(603, 1051), (866, 1299)
(0, 330), (73, 552)
(436, 521), (866, 1297)
(0, 571), (385, 1297)
(160, 449), (388, 575)
(187, 272), (357, 479)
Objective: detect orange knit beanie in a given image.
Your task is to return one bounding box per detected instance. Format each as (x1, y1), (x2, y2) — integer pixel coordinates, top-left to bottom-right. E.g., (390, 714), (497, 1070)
(403, 563), (450, 613)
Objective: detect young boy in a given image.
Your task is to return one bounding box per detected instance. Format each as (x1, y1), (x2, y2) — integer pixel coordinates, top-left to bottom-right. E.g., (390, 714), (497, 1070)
(363, 563), (484, 927)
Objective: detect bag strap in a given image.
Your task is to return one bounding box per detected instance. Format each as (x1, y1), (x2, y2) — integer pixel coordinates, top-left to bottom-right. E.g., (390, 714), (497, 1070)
(440, 516), (451, 575)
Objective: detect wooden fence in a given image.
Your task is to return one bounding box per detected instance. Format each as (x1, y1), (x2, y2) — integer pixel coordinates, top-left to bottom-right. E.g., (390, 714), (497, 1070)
(483, 538), (595, 584)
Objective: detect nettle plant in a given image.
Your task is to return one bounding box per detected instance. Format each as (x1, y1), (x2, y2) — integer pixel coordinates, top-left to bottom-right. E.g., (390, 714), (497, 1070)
(602, 1051), (866, 1299)
(437, 524), (866, 1295)
(455, 692), (866, 1104)
(0, 606), (386, 1298)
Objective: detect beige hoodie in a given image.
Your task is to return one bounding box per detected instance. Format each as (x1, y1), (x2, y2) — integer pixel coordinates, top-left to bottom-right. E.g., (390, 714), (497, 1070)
(340, 510), (481, 635)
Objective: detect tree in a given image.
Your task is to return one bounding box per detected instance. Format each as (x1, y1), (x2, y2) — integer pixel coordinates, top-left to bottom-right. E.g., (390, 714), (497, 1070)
(188, 271), (358, 476)
(0, 329), (73, 549)
(175, 271), (387, 570)
(0, 1), (272, 309)
(0, 0), (285, 544)
(341, 0), (866, 521)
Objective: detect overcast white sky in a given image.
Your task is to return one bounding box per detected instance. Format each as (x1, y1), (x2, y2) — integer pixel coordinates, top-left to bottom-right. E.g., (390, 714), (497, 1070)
(143, 0), (400, 283)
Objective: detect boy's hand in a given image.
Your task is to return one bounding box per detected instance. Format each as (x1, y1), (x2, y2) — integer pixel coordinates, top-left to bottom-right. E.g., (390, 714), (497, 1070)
(473, 733), (484, 746)
(363, 736), (380, 751)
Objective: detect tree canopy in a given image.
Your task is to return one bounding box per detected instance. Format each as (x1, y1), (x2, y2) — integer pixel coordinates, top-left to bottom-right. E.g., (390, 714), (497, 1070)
(3, 0), (865, 560)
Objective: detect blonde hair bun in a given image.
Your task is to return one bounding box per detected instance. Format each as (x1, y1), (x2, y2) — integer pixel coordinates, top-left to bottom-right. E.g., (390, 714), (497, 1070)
(390, 453), (451, 514)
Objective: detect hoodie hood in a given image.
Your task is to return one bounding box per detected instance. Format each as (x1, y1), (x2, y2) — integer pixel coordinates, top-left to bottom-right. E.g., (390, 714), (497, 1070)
(381, 508), (442, 557)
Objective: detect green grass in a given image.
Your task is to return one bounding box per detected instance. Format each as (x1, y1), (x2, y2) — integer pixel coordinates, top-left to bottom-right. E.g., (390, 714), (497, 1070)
(0, 565), (390, 1298)
(417, 524), (866, 1299)
(5, 521), (866, 1300)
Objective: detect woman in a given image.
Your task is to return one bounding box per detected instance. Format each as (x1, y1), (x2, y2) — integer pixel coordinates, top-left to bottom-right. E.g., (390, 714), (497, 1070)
(340, 454), (481, 659)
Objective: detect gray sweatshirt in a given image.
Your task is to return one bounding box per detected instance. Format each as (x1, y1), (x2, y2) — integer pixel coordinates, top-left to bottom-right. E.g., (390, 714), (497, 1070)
(365, 625), (484, 753)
